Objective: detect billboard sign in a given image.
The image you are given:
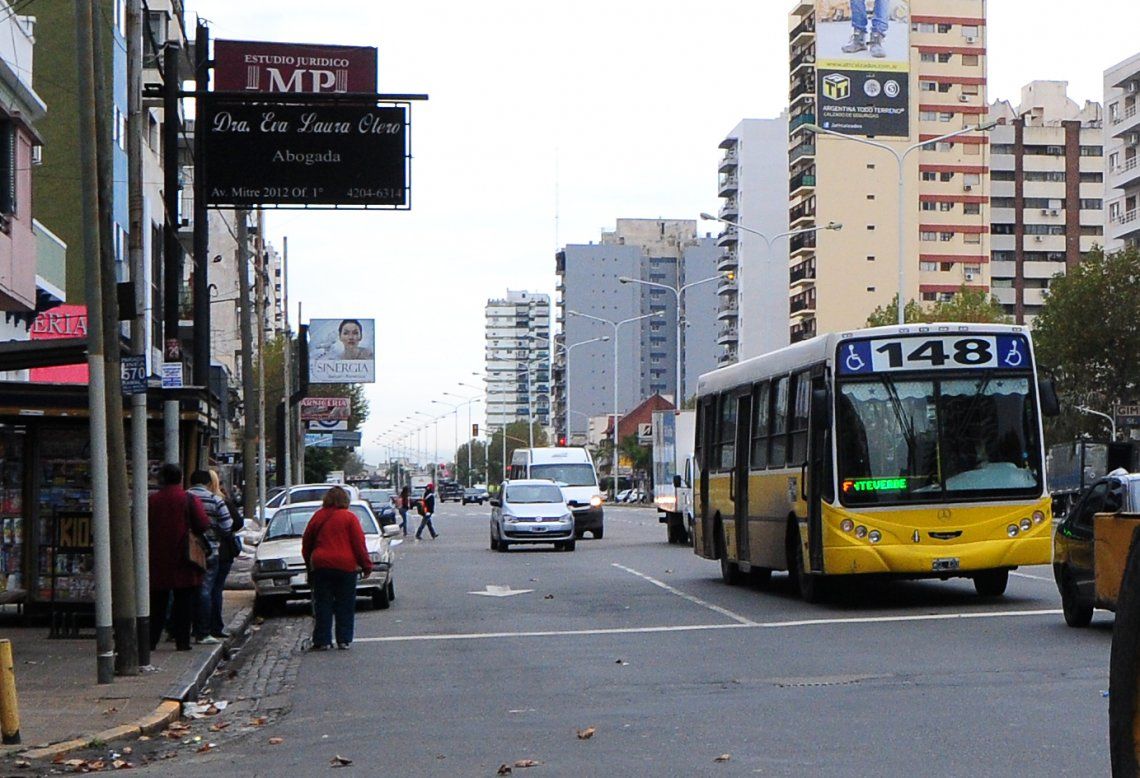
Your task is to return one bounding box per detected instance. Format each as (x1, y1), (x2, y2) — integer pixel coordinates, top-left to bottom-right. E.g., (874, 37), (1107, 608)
(202, 98), (408, 207)
(213, 40), (378, 94)
(29, 304), (89, 384)
(308, 318), (375, 384)
(814, 0), (910, 138)
(300, 396), (351, 421)
(305, 431), (363, 448)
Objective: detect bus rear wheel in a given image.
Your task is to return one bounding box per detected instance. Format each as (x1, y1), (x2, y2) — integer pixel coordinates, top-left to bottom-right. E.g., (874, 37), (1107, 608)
(973, 569), (1009, 597)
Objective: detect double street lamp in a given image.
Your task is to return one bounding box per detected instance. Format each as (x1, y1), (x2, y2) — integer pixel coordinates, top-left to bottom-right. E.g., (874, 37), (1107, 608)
(568, 309), (663, 497)
(803, 121), (996, 325)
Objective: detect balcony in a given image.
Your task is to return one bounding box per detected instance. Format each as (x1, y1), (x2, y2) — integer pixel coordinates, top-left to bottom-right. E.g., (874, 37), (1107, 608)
(790, 75), (815, 103)
(790, 48), (815, 74)
(717, 275), (736, 295)
(789, 201), (815, 227)
(716, 226), (739, 247)
(789, 260), (815, 286)
(1112, 208), (1140, 239)
(717, 324), (738, 346)
(789, 141), (816, 164)
(1111, 102), (1140, 140)
(789, 292), (815, 315)
(718, 148), (738, 173)
(789, 231), (817, 255)
(718, 173), (739, 196)
(717, 300), (739, 321)
(720, 197), (739, 220)
(790, 317), (817, 343)
(1110, 154), (1140, 190)
(789, 112), (816, 133)
(790, 171), (816, 194)
(717, 249), (738, 273)
(789, 15), (815, 45)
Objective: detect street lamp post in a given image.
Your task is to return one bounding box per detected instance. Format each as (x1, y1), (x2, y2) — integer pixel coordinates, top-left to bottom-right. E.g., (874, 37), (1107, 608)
(1076, 405), (1117, 440)
(558, 336), (609, 444)
(618, 275), (720, 406)
(568, 310), (663, 498)
(803, 121), (996, 325)
(439, 393), (483, 486)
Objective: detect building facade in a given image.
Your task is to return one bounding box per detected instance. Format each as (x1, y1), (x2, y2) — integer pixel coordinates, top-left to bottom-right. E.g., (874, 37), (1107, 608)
(783, 0), (989, 341)
(484, 290), (551, 431)
(715, 116), (791, 364)
(988, 81), (1104, 323)
(553, 219), (719, 444)
(1105, 53), (1140, 252)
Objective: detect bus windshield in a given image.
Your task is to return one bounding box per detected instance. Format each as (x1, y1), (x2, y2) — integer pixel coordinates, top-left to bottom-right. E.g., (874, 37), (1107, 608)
(836, 374), (1042, 506)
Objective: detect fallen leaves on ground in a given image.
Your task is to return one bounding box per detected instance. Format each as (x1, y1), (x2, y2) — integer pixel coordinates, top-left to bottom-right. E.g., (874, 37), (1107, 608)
(268, 737), (284, 745)
(209, 721), (231, 731)
(249, 715), (269, 727)
(330, 754), (353, 767)
(543, 594), (554, 600)
(714, 753), (732, 763)
(102, 706), (118, 715)
(196, 743), (215, 753)
(576, 726), (596, 740)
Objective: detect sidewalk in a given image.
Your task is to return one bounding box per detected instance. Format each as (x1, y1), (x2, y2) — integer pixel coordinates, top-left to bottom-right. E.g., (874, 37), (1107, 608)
(0, 588), (255, 759)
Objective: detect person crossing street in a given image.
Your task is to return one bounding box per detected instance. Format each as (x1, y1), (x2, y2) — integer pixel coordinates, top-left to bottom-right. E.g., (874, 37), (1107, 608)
(414, 482), (438, 540)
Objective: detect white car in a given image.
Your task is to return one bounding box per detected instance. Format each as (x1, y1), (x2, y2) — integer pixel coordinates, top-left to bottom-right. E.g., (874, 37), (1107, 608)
(252, 499), (400, 613)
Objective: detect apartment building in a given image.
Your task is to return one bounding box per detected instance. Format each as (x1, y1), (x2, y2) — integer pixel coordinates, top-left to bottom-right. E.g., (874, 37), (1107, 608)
(1105, 53), (1140, 252)
(988, 81), (1104, 323)
(485, 290), (551, 431)
(785, 0), (989, 341)
(714, 117), (790, 365)
(553, 220), (719, 443)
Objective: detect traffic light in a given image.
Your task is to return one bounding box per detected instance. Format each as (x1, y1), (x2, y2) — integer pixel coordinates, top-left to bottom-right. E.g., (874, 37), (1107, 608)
(557, 434), (567, 447)
(472, 423), (479, 437)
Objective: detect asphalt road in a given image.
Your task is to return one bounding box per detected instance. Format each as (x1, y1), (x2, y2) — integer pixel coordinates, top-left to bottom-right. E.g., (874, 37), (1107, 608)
(132, 501), (1112, 776)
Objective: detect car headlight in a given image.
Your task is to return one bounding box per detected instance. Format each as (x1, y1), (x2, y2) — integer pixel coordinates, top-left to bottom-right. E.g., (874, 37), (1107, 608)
(561, 513), (573, 522)
(255, 558), (287, 573)
(590, 495), (603, 507)
(368, 551), (384, 564)
(503, 513), (518, 523)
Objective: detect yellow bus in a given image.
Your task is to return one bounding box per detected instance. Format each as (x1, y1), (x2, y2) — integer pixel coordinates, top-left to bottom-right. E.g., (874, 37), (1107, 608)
(693, 323), (1059, 602)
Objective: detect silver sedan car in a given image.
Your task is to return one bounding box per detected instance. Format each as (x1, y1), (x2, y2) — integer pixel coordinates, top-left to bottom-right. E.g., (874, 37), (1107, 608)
(489, 480), (575, 552)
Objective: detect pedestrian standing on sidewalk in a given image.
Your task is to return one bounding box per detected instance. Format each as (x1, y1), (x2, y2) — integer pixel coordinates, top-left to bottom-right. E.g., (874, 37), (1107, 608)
(187, 469), (234, 645)
(148, 463), (210, 652)
(415, 482), (438, 540)
(397, 485), (411, 536)
(302, 486), (372, 650)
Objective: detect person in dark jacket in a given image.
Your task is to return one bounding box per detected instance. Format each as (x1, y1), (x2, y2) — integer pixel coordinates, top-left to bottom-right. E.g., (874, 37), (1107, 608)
(148, 463), (210, 651)
(415, 482), (438, 540)
(302, 487), (372, 650)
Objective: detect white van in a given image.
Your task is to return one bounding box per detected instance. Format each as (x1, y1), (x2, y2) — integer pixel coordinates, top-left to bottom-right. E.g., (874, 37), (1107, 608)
(509, 447), (605, 539)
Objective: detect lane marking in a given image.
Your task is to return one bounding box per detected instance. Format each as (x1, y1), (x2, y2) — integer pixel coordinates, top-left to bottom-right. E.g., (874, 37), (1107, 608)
(611, 563), (758, 626)
(353, 608), (1064, 644)
(469, 585), (534, 597)
(1011, 571), (1055, 583)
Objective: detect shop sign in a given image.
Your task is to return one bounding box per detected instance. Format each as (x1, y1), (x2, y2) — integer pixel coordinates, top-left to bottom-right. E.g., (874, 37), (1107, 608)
(300, 396), (351, 421)
(213, 40), (377, 94)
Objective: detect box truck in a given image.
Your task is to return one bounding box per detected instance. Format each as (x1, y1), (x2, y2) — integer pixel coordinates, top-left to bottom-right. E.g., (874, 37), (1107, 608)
(652, 410), (695, 545)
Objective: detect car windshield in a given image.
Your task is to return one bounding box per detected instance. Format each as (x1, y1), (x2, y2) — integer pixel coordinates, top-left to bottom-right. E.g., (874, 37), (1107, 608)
(505, 484), (564, 504)
(529, 463), (596, 487)
(264, 504), (379, 540)
(836, 375), (1043, 506)
(361, 489), (392, 504)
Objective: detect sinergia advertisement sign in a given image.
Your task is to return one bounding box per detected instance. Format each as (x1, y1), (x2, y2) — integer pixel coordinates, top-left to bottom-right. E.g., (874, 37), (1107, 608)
(213, 40), (378, 94)
(815, 0), (910, 138)
(202, 99), (408, 207)
(308, 318), (376, 384)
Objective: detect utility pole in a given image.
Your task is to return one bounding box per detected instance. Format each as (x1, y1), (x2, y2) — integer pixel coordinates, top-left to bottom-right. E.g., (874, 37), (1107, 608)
(192, 22), (210, 399)
(255, 213), (268, 520)
(161, 42), (181, 464)
(237, 210), (257, 521)
(92, 0), (138, 676)
(75, 0), (114, 685)
(126, 0), (150, 668)
(282, 237), (292, 495)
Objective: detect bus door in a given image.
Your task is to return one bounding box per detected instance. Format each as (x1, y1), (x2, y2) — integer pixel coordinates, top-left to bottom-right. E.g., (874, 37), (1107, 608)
(734, 392), (752, 565)
(806, 376), (831, 573)
(696, 396), (716, 558)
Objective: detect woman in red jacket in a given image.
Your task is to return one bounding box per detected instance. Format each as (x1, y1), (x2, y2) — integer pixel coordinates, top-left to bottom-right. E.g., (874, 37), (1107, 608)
(302, 486), (372, 650)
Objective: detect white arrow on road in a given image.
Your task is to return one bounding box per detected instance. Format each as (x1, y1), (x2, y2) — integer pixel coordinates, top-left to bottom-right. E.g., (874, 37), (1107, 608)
(468, 585), (534, 597)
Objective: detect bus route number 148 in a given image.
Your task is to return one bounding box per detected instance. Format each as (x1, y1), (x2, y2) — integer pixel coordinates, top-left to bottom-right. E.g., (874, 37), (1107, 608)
(839, 334), (1028, 374)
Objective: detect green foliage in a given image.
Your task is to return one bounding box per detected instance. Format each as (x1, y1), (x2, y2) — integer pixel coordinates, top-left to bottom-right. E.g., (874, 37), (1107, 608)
(618, 433), (651, 474)
(1033, 246), (1140, 443)
(866, 289), (1009, 327)
(484, 421), (548, 485)
(454, 440), (488, 486)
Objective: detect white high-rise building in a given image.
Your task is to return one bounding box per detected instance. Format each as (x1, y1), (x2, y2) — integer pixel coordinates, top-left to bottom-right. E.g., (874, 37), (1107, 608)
(485, 290), (551, 431)
(1105, 53), (1140, 252)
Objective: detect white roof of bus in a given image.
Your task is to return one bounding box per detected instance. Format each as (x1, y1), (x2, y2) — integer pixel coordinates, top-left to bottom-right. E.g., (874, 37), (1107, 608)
(697, 322), (1033, 397)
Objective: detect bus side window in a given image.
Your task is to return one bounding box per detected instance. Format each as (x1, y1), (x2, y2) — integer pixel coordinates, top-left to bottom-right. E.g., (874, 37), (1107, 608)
(751, 381), (770, 469)
(769, 376), (789, 467)
(790, 370), (812, 464)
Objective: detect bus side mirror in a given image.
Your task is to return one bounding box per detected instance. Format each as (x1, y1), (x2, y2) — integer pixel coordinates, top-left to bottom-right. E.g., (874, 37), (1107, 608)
(811, 388), (831, 428)
(1038, 379), (1061, 417)
(673, 474), (682, 488)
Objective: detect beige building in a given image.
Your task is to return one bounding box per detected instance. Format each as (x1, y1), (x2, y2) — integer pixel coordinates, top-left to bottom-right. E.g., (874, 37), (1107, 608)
(787, 0), (989, 341)
(988, 82), (1104, 324)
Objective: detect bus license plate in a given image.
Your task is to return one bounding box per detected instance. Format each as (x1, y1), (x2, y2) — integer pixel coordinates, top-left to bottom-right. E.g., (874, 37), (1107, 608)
(932, 558), (960, 572)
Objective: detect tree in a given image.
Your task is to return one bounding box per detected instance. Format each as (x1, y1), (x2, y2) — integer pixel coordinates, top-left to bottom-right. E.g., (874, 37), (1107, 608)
(485, 421), (548, 485)
(865, 288), (1008, 327)
(454, 440), (488, 486)
(1033, 246), (1140, 443)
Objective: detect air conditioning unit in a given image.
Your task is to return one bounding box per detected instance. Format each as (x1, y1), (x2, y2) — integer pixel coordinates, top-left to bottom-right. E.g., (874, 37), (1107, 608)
(963, 184), (973, 191)
(964, 35), (978, 43)
(1033, 235), (1044, 242)
(964, 271), (975, 282)
(1049, 209), (1060, 216)
(958, 94), (970, 103)
(1040, 209), (1050, 216)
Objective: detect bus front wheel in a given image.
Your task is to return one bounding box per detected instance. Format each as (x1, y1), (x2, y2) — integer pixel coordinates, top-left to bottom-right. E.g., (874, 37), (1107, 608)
(790, 529), (827, 603)
(973, 569), (1009, 597)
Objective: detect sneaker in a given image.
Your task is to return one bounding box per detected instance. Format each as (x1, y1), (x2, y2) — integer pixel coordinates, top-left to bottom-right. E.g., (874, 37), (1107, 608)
(869, 32), (885, 58)
(210, 631), (230, 639)
(310, 644), (331, 652)
(195, 635), (221, 645)
(336, 643), (351, 650)
(841, 31), (866, 53)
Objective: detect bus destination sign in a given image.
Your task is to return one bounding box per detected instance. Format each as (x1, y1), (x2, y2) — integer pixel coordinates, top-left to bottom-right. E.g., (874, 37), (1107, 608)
(837, 334), (1030, 376)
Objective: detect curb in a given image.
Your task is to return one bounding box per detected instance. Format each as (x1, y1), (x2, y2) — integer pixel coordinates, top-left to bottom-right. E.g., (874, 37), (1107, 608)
(19, 605), (256, 762)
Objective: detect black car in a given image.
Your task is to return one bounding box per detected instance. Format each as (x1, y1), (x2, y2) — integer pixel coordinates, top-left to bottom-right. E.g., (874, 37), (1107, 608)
(462, 486), (489, 505)
(438, 481), (464, 502)
(360, 488), (397, 526)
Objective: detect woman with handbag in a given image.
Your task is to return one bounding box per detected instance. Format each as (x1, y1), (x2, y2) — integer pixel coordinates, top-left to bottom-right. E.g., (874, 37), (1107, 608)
(302, 486), (372, 651)
(148, 463), (211, 652)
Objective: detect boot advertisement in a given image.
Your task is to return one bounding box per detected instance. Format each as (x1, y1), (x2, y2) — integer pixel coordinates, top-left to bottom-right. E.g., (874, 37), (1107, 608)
(814, 0), (910, 138)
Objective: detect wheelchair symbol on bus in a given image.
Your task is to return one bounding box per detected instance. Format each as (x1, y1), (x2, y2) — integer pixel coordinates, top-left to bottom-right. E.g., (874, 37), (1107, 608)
(844, 344), (867, 373)
(1002, 339), (1024, 367)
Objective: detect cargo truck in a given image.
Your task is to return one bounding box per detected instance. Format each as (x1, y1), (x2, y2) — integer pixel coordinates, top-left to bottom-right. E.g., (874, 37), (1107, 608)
(651, 410), (695, 545)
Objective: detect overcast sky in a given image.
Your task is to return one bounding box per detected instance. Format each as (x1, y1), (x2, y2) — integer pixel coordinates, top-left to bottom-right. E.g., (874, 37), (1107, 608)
(185, 0), (1139, 468)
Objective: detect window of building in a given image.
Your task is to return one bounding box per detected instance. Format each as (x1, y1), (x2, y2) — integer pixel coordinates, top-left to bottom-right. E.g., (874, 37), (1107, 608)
(921, 201), (937, 211)
(920, 52), (936, 62)
(913, 22), (936, 33)
(992, 223), (1014, 235)
(920, 261), (938, 272)
(920, 80), (938, 92)
(0, 121), (14, 215)
(1080, 172), (1104, 183)
(920, 231), (937, 241)
(938, 52), (952, 63)
(922, 291), (937, 301)
(961, 25), (979, 37)
(938, 23), (953, 33)
(963, 144), (980, 156)
(962, 54), (979, 66)
(961, 84), (980, 95)
(939, 112), (955, 122)
(964, 202), (981, 215)
(939, 202), (954, 212)
(1081, 145), (1103, 157)
(938, 83), (952, 93)
(920, 111), (937, 121)
(963, 233), (982, 244)
(922, 171), (937, 181)
(941, 171), (955, 182)
(940, 232), (954, 242)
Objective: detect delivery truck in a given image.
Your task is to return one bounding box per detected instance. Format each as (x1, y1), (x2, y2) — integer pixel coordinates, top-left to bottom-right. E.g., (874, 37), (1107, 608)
(651, 410), (695, 545)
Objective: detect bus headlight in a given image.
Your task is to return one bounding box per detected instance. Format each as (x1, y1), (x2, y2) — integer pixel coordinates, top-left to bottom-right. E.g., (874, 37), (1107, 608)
(1019, 518), (1032, 532)
(868, 530), (881, 544)
(1032, 511), (1045, 525)
(1007, 524), (1020, 537)
(855, 525), (867, 539)
(840, 519), (854, 533)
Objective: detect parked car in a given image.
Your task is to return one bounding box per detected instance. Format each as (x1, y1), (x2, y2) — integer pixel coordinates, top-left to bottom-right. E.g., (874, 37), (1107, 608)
(463, 486), (489, 505)
(360, 488), (397, 526)
(1054, 469), (1140, 627)
(259, 483), (361, 524)
(438, 481), (465, 502)
(252, 499), (401, 613)
(489, 479), (575, 552)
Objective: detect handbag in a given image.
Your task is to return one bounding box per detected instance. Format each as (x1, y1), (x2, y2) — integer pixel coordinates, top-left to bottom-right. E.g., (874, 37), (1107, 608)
(184, 494), (211, 572)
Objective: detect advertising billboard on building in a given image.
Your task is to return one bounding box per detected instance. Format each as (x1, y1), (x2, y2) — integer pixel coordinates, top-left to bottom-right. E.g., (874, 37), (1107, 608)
(308, 318), (375, 384)
(29, 304), (88, 383)
(213, 40), (378, 94)
(814, 0), (910, 138)
(300, 397), (351, 422)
